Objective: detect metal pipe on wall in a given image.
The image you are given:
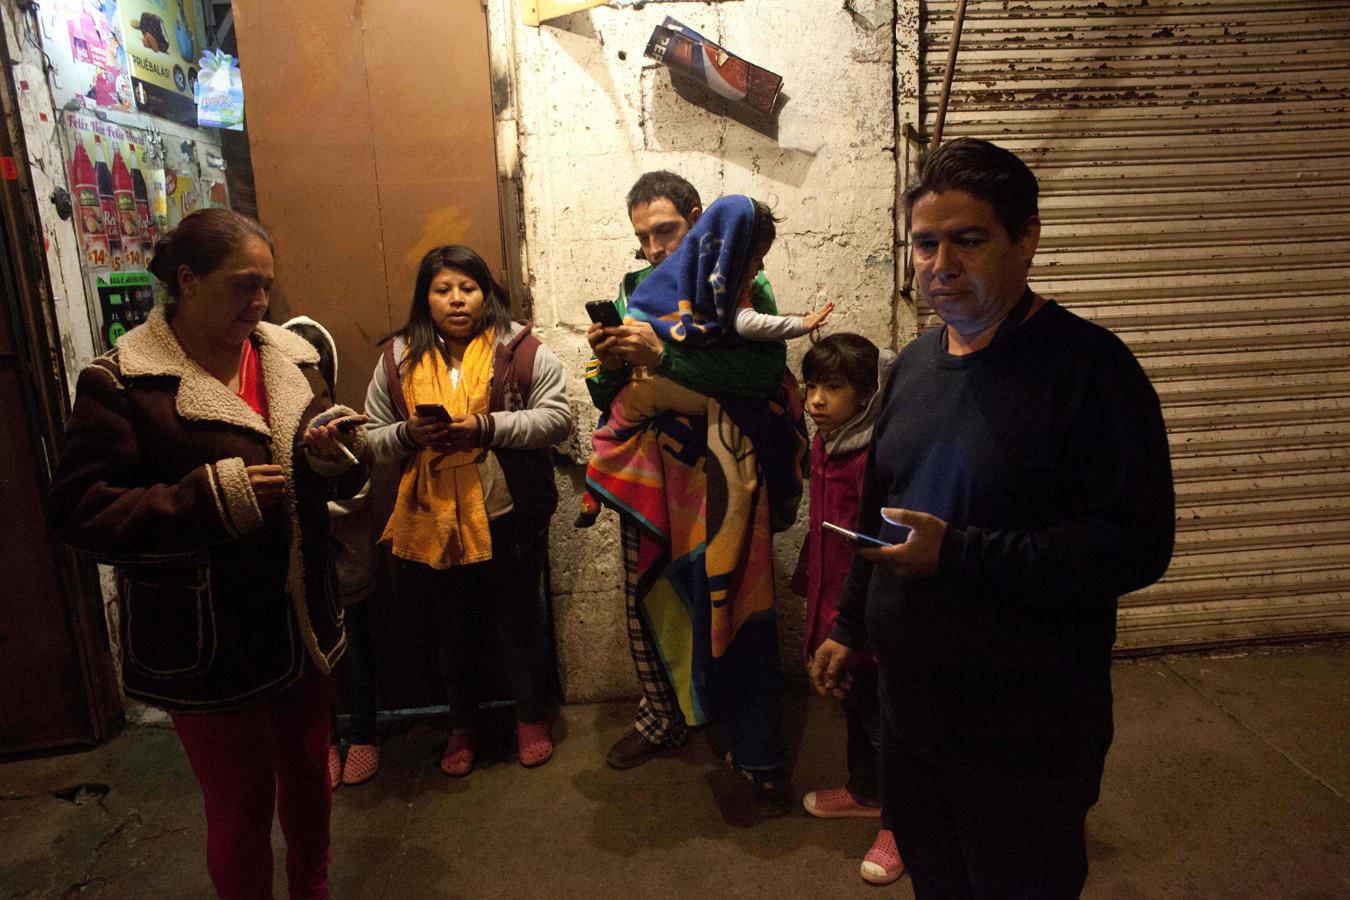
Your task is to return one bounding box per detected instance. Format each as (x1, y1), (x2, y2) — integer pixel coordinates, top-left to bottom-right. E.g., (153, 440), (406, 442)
(929, 0), (967, 148)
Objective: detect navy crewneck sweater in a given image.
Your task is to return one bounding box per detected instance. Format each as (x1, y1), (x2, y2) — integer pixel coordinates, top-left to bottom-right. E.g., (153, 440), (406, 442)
(830, 298), (1175, 777)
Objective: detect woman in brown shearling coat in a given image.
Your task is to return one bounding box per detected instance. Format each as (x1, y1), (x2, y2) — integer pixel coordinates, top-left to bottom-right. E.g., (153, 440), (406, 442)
(48, 209), (365, 900)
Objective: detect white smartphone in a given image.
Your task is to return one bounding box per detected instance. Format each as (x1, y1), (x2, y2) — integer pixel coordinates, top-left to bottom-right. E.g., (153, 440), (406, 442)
(822, 521), (895, 548)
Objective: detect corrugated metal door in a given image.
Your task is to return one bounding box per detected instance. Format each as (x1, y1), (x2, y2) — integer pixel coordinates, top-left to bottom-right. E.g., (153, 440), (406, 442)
(916, 0), (1350, 649)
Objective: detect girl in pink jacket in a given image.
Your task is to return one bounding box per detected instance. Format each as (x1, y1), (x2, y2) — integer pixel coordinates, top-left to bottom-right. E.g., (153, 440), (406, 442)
(792, 333), (901, 885)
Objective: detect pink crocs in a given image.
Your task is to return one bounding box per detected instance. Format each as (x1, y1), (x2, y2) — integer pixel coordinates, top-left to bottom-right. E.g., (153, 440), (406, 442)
(802, 786), (882, 818)
(516, 720), (553, 768)
(440, 732), (477, 777)
(342, 743), (379, 786)
(860, 828), (904, 885)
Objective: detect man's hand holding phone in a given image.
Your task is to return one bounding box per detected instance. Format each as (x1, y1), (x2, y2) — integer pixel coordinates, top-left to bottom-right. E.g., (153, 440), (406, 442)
(585, 301), (664, 371)
(853, 508), (946, 576)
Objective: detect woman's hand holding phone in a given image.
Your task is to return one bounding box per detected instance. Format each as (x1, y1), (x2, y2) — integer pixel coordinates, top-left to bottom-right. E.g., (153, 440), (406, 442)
(408, 404), (451, 448)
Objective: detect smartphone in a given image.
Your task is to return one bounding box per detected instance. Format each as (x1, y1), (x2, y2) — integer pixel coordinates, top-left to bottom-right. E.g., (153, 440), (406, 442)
(414, 403), (451, 422)
(822, 521), (895, 548)
(335, 415), (368, 432)
(585, 299), (623, 328)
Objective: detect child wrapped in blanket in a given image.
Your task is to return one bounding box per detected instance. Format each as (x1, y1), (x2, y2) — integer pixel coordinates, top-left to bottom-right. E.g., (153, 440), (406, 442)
(576, 195), (831, 527)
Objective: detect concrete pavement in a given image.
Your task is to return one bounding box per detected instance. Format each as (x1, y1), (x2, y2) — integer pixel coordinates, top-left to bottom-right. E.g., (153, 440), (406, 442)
(2, 640), (1346, 898)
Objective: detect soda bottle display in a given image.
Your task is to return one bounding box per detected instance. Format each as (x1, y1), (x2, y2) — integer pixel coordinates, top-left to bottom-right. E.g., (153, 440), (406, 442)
(94, 136), (120, 252)
(132, 164), (154, 250)
(71, 142), (104, 239)
(113, 149), (140, 242)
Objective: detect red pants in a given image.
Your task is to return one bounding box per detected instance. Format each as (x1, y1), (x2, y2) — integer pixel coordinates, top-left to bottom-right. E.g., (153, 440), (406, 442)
(172, 669), (335, 900)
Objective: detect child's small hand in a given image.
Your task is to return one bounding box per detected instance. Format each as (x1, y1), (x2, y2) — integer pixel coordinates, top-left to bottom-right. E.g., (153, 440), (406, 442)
(809, 638), (856, 700)
(802, 301), (835, 333)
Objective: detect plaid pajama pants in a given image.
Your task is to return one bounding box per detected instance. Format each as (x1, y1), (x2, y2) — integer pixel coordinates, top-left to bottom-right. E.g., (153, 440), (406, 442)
(622, 516), (689, 748)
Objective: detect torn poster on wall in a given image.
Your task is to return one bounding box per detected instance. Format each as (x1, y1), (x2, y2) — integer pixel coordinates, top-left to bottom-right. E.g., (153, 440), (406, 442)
(644, 17), (782, 116)
(44, 0), (134, 113)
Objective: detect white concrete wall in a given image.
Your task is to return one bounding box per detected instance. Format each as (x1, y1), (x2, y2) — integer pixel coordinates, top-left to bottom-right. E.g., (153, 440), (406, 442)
(489, 1), (904, 701)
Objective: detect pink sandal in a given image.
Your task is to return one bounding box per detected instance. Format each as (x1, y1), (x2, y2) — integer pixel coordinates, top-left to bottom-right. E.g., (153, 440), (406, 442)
(515, 720), (553, 768)
(342, 743), (379, 786)
(326, 745), (342, 790)
(440, 732), (477, 777)
(860, 828), (905, 885)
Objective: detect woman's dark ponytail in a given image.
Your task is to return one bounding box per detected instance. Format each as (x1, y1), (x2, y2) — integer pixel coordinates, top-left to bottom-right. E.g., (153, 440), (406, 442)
(147, 231), (176, 290)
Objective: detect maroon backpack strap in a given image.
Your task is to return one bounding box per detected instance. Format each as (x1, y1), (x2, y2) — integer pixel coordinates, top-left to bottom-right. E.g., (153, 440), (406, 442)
(382, 341), (409, 421)
(490, 325), (540, 412)
(511, 330), (540, 401)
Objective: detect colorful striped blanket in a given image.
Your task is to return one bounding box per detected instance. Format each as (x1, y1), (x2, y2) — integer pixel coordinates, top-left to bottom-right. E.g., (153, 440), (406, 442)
(586, 371), (805, 750)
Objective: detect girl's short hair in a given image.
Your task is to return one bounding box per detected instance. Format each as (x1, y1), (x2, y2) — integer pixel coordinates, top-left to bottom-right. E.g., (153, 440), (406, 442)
(801, 332), (881, 397)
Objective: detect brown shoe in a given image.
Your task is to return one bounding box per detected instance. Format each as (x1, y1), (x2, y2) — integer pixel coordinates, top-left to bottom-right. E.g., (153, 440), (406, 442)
(605, 729), (660, 769)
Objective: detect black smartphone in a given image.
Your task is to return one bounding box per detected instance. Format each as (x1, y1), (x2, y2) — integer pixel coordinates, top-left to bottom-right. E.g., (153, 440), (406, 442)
(585, 300), (623, 328)
(414, 403), (450, 422)
(335, 415), (368, 432)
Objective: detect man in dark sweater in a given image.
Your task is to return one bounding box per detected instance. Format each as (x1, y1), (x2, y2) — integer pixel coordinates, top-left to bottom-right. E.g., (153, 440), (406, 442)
(811, 138), (1175, 898)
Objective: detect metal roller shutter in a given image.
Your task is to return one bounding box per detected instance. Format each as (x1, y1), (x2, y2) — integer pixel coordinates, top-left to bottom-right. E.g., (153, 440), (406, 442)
(916, 0), (1350, 649)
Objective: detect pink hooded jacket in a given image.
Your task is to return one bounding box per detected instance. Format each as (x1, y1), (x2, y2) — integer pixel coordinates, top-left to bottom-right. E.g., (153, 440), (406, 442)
(791, 348), (896, 663)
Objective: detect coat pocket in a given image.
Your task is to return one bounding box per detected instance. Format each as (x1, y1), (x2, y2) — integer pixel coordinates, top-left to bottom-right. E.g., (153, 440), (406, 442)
(118, 565), (218, 678)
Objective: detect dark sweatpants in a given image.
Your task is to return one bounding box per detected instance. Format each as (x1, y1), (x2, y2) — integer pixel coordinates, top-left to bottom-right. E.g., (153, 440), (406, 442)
(882, 723), (1103, 900)
(404, 513), (552, 727)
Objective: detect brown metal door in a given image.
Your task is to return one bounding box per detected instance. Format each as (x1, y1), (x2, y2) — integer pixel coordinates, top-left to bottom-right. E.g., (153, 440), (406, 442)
(232, 0), (507, 411)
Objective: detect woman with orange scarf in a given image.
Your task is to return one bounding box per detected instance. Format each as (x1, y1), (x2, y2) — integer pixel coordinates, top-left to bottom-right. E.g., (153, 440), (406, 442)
(364, 245), (571, 774)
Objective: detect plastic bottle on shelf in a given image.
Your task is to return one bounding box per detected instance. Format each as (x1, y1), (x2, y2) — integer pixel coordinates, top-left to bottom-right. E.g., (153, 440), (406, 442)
(113, 149), (140, 244)
(133, 165), (154, 250)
